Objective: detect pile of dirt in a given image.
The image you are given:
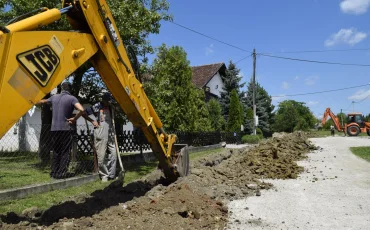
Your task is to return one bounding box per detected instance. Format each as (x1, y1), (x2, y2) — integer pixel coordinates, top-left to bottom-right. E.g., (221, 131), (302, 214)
(177, 132), (318, 203)
(1, 132), (318, 230)
(49, 183), (228, 230)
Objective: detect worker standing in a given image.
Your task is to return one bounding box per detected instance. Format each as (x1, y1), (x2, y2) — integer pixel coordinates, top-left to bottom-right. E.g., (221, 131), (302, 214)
(330, 125), (335, 136)
(37, 82), (97, 179)
(84, 93), (118, 182)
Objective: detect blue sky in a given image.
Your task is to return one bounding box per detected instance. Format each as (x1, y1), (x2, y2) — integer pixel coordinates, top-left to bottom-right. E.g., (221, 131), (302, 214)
(147, 0), (370, 119)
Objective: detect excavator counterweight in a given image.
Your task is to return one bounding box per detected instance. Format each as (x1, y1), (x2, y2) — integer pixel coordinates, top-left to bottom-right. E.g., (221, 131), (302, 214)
(0, 0), (189, 182)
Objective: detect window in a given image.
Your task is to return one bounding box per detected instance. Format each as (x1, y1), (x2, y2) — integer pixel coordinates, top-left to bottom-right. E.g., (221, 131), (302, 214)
(215, 85), (218, 89)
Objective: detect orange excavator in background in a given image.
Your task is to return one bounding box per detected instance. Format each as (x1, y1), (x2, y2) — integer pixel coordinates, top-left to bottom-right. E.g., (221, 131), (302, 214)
(321, 108), (370, 136)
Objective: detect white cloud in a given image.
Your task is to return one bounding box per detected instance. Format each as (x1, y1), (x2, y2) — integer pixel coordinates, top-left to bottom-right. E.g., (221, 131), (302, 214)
(348, 89), (370, 100)
(325, 28), (367, 47)
(340, 0), (370, 15)
(205, 44), (214, 56)
(281, 81), (290, 89)
(305, 76), (319, 86)
(294, 76), (300, 80)
(307, 101), (319, 106)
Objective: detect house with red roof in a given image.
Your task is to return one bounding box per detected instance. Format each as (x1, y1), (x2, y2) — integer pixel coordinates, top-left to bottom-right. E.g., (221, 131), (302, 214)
(191, 62), (226, 101)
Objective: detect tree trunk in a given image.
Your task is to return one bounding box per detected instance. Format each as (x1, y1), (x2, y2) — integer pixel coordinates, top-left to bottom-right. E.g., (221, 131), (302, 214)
(72, 64), (90, 99)
(18, 114), (28, 152)
(38, 93), (53, 166)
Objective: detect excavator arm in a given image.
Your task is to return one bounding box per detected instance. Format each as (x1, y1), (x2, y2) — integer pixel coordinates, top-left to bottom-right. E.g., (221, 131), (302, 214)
(321, 108), (344, 132)
(0, 0), (189, 182)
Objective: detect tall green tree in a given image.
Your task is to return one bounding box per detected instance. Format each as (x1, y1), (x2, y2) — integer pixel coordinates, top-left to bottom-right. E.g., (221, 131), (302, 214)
(147, 44), (200, 132)
(243, 81), (274, 134)
(227, 89), (243, 132)
(194, 90), (212, 132)
(273, 100), (316, 132)
(207, 98), (225, 131)
(219, 61), (245, 116)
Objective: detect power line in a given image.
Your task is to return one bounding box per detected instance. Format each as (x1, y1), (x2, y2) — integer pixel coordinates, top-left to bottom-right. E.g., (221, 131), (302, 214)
(169, 21), (252, 53)
(260, 47), (370, 55)
(353, 90), (370, 104)
(259, 53), (370, 67)
(345, 102), (352, 110)
(271, 83), (370, 98)
(169, 21), (370, 67)
(235, 55), (252, 64)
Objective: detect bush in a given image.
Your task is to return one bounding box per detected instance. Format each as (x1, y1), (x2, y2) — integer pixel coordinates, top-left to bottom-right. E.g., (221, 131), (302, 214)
(242, 134), (261, 144)
(256, 127), (263, 137)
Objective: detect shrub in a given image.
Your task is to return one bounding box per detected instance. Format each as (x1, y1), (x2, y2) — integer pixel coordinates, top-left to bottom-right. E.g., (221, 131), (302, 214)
(256, 127), (263, 138)
(241, 134), (261, 144)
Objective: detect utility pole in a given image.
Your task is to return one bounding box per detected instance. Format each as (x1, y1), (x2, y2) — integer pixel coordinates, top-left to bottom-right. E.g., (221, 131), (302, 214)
(352, 101), (354, 112)
(252, 48), (257, 135)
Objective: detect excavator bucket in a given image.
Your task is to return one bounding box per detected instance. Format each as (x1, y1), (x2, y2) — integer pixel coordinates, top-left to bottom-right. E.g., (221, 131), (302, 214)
(172, 144), (190, 177)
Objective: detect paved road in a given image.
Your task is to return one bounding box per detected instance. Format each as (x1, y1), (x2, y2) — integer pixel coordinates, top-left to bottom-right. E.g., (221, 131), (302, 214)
(227, 136), (370, 230)
(225, 144), (250, 149)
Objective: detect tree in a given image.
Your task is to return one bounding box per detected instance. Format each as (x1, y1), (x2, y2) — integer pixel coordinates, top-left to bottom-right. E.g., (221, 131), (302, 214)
(193, 90), (212, 132)
(219, 61), (245, 116)
(244, 107), (254, 134)
(227, 89), (243, 132)
(207, 98), (225, 131)
(243, 81), (275, 134)
(272, 100), (316, 132)
(147, 44), (200, 132)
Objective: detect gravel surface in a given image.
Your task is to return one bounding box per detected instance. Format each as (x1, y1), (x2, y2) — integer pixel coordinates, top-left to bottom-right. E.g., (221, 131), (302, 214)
(227, 136), (370, 230)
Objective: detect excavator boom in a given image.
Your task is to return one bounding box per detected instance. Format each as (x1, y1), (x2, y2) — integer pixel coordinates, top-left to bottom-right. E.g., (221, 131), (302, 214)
(321, 108), (343, 132)
(0, 0), (189, 182)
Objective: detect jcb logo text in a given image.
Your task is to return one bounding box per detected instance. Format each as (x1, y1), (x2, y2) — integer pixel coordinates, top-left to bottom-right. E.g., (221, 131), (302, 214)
(17, 45), (60, 87)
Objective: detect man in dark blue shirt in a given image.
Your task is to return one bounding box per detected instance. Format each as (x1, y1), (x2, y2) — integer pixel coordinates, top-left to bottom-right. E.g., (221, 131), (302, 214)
(37, 82), (97, 179)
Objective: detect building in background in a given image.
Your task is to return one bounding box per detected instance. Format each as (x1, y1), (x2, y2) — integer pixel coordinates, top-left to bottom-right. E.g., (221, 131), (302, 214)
(191, 62), (226, 101)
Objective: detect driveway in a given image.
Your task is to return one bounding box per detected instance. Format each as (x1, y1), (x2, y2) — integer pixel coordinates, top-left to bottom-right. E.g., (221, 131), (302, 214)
(227, 136), (370, 230)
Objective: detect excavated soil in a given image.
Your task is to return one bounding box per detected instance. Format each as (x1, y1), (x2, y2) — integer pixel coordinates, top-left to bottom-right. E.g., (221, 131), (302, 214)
(1, 132), (318, 230)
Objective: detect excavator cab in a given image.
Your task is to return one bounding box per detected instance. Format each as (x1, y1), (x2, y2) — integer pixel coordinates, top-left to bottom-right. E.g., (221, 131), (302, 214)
(347, 113), (365, 128)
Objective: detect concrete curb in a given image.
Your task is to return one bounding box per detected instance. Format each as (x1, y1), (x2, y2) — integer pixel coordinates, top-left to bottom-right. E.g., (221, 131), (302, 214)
(0, 174), (99, 201)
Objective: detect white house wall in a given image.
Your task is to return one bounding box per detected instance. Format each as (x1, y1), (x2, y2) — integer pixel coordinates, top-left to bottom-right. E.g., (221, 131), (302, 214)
(206, 72), (224, 97)
(0, 104), (134, 152)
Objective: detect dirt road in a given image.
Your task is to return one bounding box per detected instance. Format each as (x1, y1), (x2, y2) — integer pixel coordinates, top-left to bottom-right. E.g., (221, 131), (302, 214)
(228, 136), (370, 230)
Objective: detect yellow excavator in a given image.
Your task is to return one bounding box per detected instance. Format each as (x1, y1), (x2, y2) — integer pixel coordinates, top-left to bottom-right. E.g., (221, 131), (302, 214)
(0, 0), (189, 182)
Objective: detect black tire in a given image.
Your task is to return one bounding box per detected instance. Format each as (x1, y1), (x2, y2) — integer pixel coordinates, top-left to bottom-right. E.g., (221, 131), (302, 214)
(367, 130), (370, 136)
(347, 125), (360, 136)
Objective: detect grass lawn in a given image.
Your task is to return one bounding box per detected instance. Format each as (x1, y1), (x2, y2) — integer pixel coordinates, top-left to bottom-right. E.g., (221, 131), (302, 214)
(350, 147), (370, 162)
(309, 130), (368, 138)
(189, 147), (223, 160)
(0, 152), (51, 190)
(0, 147), (225, 214)
(0, 162), (158, 214)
